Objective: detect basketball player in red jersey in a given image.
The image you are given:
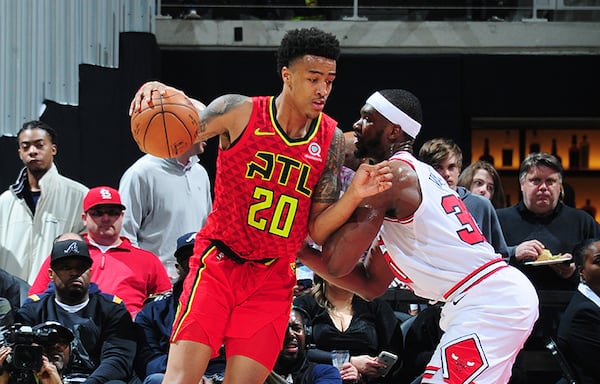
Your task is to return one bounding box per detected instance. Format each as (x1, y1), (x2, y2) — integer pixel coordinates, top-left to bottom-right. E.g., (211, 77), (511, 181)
(129, 28), (392, 384)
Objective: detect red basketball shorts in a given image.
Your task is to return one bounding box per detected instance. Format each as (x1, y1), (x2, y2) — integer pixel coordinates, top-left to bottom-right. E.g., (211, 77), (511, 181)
(171, 238), (296, 369)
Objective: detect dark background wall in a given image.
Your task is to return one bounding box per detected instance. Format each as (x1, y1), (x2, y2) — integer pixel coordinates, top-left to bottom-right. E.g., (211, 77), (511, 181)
(1, 32), (598, 194)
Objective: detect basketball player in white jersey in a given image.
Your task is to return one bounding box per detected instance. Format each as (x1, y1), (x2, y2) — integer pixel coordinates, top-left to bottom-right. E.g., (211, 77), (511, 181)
(298, 89), (539, 384)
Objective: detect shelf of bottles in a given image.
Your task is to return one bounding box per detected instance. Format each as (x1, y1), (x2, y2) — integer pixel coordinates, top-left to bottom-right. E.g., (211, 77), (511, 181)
(470, 117), (600, 219)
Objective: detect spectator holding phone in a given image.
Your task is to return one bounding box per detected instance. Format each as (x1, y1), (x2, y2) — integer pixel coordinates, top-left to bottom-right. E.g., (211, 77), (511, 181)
(293, 275), (402, 383)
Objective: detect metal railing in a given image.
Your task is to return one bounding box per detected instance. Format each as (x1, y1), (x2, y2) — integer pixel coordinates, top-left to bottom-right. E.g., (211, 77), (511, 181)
(158, 0), (600, 22)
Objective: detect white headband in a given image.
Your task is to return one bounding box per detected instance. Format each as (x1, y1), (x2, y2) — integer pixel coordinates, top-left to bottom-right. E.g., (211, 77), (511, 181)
(366, 92), (421, 138)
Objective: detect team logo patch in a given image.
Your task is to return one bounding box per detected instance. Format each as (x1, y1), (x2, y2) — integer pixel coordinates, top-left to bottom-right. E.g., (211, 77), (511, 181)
(441, 334), (488, 383)
(99, 188), (113, 200)
(64, 241), (80, 255)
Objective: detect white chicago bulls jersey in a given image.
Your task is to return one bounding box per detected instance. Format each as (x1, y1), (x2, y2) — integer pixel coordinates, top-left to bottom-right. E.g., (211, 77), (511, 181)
(379, 151), (538, 383)
(378, 151), (505, 303)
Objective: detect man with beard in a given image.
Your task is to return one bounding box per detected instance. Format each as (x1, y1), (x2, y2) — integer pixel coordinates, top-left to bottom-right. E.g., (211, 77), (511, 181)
(266, 308), (341, 384)
(0, 120), (88, 284)
(16, 238), (139, 384)
(298, 89), (539, 383)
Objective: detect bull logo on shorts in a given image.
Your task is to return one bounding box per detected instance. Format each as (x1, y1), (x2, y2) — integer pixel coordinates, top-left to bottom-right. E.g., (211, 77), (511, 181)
(441, 334), (488, 383)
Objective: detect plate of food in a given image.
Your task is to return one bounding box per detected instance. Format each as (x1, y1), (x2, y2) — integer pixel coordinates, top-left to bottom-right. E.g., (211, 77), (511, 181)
(524, 250), (572, 266)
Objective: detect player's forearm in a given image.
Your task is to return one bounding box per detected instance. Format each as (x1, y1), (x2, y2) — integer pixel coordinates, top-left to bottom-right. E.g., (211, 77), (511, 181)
(297, 244), (382, 300)
(308, 189), (364, 246)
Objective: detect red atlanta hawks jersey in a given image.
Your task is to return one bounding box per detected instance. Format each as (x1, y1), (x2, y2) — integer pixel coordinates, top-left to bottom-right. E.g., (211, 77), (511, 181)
(198, 96), (337, 261)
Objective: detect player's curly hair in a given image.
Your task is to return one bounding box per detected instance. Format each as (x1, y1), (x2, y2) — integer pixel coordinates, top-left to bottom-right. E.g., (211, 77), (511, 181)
(276, 27), (340, 74)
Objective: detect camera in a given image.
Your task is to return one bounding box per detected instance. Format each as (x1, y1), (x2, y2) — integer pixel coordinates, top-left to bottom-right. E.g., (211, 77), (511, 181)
(2, 322), (72, 384)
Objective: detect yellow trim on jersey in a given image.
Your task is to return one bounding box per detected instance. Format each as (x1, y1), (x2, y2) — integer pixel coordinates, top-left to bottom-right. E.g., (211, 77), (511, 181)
(268, 96), (321, 146)
(171, 245), (213, 341)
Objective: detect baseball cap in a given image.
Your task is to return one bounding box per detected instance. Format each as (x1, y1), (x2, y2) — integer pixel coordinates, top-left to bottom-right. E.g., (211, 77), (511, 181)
(33, 321), (74, 343)
(83, 186), (126, 212)
(50, 239), (92, 269)
(174, 232), (196, 260)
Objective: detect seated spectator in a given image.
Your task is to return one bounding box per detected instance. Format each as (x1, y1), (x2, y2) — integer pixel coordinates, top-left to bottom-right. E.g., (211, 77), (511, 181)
(293, 275), (402, 383)
(29, 187), (172, 318)
(134, 232), (226, 384)
(497, 153), (600, 382)
(266, 307), (342, 384)
(0, 321), (73, 384)
(16, 238), (139, 383)
(496, 153), (600, 291)
(418, 138), (509, 259)
(458, 159), (507, 209)
(557, 238), (600, 383)
(0, 268), (29, 309)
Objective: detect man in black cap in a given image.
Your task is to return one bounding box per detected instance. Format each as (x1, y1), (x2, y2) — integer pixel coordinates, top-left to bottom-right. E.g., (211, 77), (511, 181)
(16, 236), (139, 384)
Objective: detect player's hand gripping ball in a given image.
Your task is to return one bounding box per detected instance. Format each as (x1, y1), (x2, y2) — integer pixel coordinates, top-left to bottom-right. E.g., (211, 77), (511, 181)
(130, 92), (200, 158)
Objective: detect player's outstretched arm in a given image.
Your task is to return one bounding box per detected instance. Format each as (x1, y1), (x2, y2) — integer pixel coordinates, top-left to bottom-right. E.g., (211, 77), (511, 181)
(129, 81), (252, 146)
(298, 240), (394, 301)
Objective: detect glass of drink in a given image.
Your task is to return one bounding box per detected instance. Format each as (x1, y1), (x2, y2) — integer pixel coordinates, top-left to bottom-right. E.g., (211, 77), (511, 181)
(331, 350), (350, 371)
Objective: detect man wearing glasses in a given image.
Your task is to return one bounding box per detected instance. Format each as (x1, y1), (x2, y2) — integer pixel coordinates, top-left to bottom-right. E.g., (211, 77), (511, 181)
(28, 187), (171, 319)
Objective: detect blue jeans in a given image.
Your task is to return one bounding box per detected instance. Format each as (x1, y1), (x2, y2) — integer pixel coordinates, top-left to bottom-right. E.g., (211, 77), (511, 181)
(142, 373), (164, 384)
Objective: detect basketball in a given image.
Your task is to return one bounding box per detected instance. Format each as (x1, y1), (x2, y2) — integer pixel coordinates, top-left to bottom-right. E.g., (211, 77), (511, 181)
(130, 92), (200, 158)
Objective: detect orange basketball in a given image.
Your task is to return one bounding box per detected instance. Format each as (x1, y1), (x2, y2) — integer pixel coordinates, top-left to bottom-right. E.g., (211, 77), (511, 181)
(130, 92), (200, 158)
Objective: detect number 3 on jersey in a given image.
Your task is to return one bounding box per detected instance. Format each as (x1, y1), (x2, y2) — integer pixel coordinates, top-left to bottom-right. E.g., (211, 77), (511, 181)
(441, 194), (486, 245)
(248, 186), (298, 238)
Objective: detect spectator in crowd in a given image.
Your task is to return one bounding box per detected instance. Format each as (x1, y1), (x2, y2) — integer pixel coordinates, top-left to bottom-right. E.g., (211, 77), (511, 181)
(134, 232), (226, 384)
(557, 238), (600, 384)
(293, 275), (402, 383)
(17, 238), (139, 384)
(119, 139), (212, 267)
(496, 152), (600, 291)
(0, 268), (29, 309)
(265, 307), (342, 384)
(0, 321), (73, 384)
(0, 120), (88, 283)
(29, 187), (171, 319)
(418, 137), (509, 259)
(298, 89), (538, 383)
(497, 153), (600, 383)
(458, 159), (507, 209)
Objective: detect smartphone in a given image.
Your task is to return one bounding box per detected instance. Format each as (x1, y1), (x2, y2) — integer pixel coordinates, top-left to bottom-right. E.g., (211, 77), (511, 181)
(376, 351), (398, 377)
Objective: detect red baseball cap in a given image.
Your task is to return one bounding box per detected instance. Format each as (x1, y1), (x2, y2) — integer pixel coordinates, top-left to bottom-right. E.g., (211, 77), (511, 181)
(83, 186), (126, 212)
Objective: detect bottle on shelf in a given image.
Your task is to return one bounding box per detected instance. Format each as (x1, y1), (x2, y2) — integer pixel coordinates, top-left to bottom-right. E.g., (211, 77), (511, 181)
(580, 135), (590, 169)
(568, 134), (580, 170)
(501, 130), (513, 168)
(529, 129), (540, 154)
(479, 138), (495, 166)
(551, 138), (562, 165)
(580, 198), (596, 219)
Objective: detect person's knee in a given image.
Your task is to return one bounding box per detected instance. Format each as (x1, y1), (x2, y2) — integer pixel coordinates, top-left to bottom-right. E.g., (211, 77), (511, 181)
(142, 373), (164, 384)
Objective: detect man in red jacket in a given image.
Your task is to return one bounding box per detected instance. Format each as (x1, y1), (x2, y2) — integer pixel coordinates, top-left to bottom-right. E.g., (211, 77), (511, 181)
(29, 186), (171, 318)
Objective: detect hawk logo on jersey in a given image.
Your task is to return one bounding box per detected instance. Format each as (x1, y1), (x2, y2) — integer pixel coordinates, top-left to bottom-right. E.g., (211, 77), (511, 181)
(441, 334), (488, 383)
